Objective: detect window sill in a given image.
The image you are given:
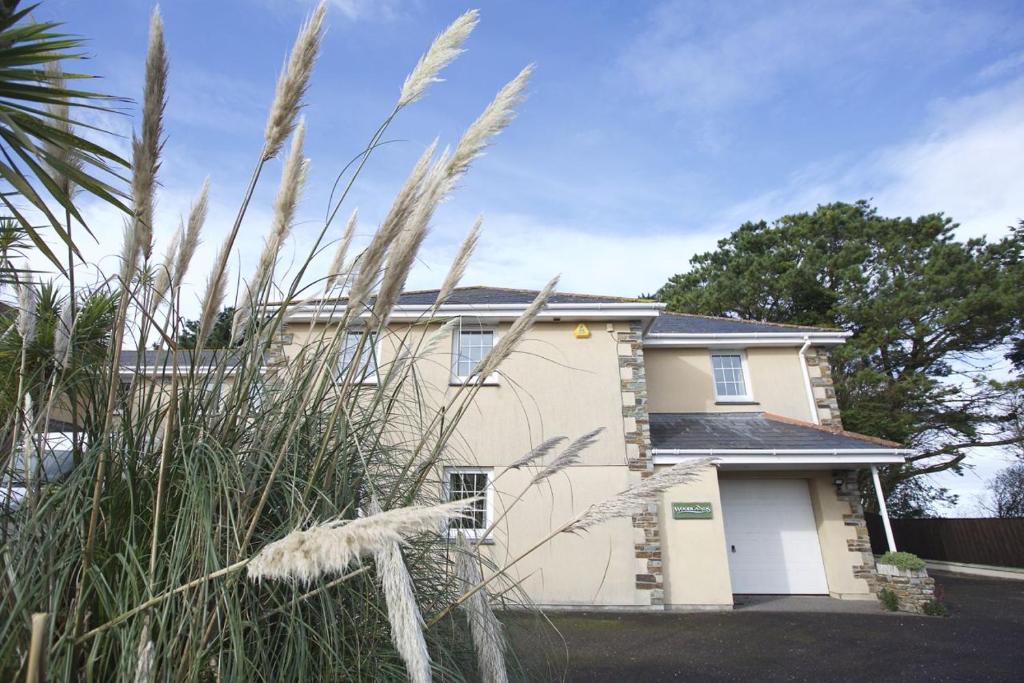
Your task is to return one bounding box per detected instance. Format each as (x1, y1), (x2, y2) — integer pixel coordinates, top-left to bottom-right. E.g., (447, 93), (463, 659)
(447, 533), (495, 545)
(714, 400), (759, 405)
(449, 379), (500, 387)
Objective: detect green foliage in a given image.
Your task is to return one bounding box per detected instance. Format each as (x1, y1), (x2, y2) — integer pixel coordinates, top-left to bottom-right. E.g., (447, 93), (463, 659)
(0, 1), (129, 276)
(177, 306), (238, 349)
(922, 599), (948, 617)
(878, 587), (899, 611)
(656, 202), (1024, 512)
(879, 551), (926, 571)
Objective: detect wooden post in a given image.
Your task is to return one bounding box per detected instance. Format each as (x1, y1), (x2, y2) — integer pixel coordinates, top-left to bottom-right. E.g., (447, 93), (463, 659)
(26, 612), (49, 683)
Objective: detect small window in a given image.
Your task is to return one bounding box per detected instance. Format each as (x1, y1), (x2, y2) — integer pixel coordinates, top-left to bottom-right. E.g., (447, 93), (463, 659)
(711, 352), (751, 401)
(338, 331), (378, 383)
(444, 467), (492, 538)
(451, 327), (496, 382)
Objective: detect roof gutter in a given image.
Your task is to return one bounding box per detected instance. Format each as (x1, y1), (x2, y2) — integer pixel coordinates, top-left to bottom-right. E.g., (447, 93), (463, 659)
(652, 447), (909, 467)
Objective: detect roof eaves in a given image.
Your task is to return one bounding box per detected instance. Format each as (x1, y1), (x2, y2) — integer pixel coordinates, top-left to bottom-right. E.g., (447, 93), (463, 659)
(762, 412), (904, 449)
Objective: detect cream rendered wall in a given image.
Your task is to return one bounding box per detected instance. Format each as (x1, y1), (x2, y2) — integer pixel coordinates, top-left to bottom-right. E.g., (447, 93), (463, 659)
(645, 346), (814, 421)
(484, 467), (638, 606)
(657, 465), (734, 608)
(718, 470), (872, 600)
(282, 319), (644, 606)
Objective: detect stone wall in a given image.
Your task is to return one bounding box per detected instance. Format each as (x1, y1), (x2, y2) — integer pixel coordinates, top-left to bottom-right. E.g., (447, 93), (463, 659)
(618, 321), (661, 606)
(804, 347), (843, 428)
(834, 469), (880, 593)
(876, 563), (936, 613)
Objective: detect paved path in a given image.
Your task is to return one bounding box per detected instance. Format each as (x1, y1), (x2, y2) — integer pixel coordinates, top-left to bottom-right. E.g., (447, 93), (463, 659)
(507, 572), (1024, 681)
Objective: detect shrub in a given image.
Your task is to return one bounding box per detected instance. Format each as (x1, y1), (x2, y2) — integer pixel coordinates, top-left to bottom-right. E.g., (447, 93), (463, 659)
(878, 551), (926, 571)
(879, 587), (900, 611)
(922, 599), (949, 617)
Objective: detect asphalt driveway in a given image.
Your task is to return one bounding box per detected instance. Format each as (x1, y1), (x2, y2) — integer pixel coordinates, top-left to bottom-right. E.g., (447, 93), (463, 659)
(506, 572), (1024, 681)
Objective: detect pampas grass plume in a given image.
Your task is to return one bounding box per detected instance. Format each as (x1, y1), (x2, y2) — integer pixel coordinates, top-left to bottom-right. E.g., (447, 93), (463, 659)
(131, 7), (168, 261)
(17, 281), (37, 344)
(369, 502), (432, 683)
(264, 1), (325, 160)
(234, 121), (309, 339)
(398, 10), (478, 107)
(248, 499), (477, 583)
(474, 275), (557, 378)
(564, 458), (713, 533)
(325, 209), (358, 293)
(436, 216), (481, 305)
(508, 435), (567, 470)
(53, 298), (74, 369)
(531, 428), (603, 484)
(345, 141), (436, 318)
(174, 178), (209, 288)
(454, 534), (508, 683)
(43, 61), (82, 196)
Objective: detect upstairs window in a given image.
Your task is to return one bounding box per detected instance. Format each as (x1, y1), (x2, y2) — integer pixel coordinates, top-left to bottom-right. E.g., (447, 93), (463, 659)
(451, 327), (496, 383)
(338, 330), (378, 383)
(444, 467), (492, 539)
(711, 352), (751, 401)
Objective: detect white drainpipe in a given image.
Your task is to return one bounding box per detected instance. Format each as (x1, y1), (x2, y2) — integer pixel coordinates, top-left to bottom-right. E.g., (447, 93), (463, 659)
(871, 464), (897, 552)
(798, 337), (819, 425)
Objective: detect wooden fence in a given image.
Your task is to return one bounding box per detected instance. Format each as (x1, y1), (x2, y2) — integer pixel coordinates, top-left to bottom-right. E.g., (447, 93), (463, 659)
(865, 514), (1024, 569)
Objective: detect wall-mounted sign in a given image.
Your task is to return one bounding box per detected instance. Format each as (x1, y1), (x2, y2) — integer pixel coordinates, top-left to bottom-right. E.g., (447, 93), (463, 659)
(573, 323), (591, 339)
(672, 502), (713, 520)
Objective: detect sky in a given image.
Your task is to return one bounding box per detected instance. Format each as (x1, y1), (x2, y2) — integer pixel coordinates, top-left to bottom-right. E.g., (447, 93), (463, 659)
(37, 0), (1024, 513)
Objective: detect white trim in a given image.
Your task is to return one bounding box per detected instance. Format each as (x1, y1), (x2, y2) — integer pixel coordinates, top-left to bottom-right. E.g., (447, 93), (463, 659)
(652, 448), (908, 467)
(645, 331), (850, 348)
(282, 301), (664, 324)
(443, 466), (494, 540)
(710, 349), (754, 402)
(798, 338), (820, 424)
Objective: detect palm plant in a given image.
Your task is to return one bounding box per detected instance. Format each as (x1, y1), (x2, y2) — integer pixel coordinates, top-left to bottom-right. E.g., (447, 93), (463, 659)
(0, 0), (128, 280)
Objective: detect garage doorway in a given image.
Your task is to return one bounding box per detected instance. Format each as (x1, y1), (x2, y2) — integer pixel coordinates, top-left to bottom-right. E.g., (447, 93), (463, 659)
(720, 479), (829, 594)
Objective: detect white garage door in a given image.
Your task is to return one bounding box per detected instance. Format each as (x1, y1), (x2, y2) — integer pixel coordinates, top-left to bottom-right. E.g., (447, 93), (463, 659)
(720, 479), (829, 595)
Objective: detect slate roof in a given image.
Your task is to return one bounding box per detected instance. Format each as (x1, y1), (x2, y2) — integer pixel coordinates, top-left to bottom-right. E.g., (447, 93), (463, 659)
(650, 312), (837, 335)
(649, 412), (901, 451)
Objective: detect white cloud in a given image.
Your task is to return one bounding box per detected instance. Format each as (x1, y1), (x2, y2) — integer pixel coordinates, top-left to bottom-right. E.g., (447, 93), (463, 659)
(723, 76), (1024, 239)
(620, 0), (1014, 115)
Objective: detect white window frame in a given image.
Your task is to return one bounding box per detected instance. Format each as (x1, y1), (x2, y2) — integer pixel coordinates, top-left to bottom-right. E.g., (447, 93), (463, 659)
(710, 350), (754, 403)
(450, 322), (501, 385)
(338, 329), (380, 385)
(442, 466), (494, 540)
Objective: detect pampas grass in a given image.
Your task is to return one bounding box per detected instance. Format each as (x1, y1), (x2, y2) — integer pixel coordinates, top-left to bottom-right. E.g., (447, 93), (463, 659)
(530, 428), (603, 484)
(234, 120), (310, 339)
(564, 458), (713, 533)
(264, 1), (326, 160)
(398, 10), (479, 108)
(436, 216), (481, 306)
(248, 499), (477, 583)
(474, 275), (557, 378)
(369, 499), (433, 683)
(43, 62), (83, 197)
(455, 534), (509, 683)
(345, 140), (435, 318)
(131, 8), (168, 262)
(324, 209), (357, 293)
(17, 281), (37, 343)
(173, 179), (209, 289)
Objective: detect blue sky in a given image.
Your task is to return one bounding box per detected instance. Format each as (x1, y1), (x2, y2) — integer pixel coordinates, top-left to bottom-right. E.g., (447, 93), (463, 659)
(41, 0), (1024, 511)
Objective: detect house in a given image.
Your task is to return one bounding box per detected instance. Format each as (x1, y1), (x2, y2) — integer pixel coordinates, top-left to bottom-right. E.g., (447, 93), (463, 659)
(277, 286), (907, 610)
